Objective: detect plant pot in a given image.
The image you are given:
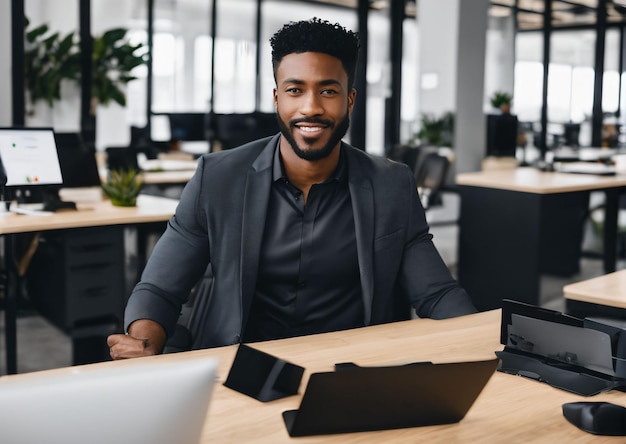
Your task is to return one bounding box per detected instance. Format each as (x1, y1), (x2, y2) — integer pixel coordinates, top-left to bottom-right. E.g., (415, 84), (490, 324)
(109, 197), (137, 207)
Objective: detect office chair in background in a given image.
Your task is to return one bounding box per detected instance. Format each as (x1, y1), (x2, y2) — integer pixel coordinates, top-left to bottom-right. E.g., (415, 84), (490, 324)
(585, 197), (626, 259)
(415, 152), (450, 211)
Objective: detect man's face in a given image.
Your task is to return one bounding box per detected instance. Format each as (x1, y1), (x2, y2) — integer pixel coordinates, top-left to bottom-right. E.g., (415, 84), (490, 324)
(273, 52), (356, 161)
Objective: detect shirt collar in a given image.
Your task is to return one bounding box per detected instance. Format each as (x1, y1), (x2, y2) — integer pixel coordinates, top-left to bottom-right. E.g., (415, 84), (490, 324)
(272, 140), (347, 185)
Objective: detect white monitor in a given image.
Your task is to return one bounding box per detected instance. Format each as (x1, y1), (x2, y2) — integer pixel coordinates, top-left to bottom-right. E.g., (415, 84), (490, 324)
(0, 356), (219, 444)
(0, 127), (63, 186)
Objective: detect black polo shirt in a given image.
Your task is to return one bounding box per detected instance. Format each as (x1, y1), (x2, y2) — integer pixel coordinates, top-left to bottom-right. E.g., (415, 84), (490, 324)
(243, 144), (363, 342)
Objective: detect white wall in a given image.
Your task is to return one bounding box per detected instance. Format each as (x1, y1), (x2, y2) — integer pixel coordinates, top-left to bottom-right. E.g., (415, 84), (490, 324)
(0, 1), (12, 126)
(455, 0), (489, 173)
(484, 15), (515, 111)
(418, 0), (489, 173)
(418, 0), (459, 116)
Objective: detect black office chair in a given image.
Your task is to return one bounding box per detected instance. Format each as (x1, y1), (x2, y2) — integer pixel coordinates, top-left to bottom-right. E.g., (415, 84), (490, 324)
(585, 199), (626, 259)
(162, 265), (213, 353)
(414, 152), (450, 211)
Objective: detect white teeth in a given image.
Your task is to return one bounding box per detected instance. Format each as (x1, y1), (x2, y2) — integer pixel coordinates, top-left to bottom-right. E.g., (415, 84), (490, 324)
(299, 126), (322, 133)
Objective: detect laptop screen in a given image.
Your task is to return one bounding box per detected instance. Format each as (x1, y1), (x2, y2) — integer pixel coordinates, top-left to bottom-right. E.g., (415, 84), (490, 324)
(0, 356), (219, 444)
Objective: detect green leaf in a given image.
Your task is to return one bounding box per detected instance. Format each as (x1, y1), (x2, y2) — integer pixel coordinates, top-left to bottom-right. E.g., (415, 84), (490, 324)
(58, 32), (75, 56)
(26, 24), (49, 43)
(102, 28), (127, 46)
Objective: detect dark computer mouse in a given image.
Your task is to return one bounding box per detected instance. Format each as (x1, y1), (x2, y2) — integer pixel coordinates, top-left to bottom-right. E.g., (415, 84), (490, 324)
(562, 402), (626, 436)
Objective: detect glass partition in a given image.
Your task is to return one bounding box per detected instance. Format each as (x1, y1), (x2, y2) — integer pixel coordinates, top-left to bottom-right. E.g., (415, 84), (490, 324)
(24, 0), (80, 131)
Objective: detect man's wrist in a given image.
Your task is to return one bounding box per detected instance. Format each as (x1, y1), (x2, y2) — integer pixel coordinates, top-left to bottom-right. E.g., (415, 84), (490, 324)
(127, 319), (167, 354)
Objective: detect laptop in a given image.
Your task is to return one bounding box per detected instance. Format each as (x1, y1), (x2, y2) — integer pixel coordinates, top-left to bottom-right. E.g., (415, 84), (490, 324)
(0, 356), (219, 444)
(283, 357), (499, 437)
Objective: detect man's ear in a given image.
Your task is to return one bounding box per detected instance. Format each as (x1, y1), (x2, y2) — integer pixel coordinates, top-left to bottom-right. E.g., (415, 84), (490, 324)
(348, 88), (357, 115)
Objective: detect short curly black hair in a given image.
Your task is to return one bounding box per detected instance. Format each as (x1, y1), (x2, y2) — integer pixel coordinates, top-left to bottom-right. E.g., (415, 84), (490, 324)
(270, 17), (360, 90)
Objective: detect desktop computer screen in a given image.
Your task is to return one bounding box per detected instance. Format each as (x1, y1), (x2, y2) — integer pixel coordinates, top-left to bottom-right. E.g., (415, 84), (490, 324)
(486, 114), (518, 157)
(168, 113), (210, 141)
(563, 123), (581, 147)
(0, 129), (98, 211)
(0, 127), (77, 211)
(0, 127), (63, 187)
(214, 112), (279, 150)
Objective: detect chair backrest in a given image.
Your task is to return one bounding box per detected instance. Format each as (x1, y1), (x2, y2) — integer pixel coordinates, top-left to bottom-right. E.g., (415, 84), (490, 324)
(414, 152), (450, 210)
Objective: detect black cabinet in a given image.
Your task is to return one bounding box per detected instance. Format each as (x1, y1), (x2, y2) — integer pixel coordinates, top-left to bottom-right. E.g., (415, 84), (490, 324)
(26, 226), (125, 364)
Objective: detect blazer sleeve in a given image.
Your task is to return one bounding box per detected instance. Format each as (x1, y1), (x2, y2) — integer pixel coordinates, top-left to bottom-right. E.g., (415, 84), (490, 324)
(396, 167), (477, 319)
(124, 158), (211, 338)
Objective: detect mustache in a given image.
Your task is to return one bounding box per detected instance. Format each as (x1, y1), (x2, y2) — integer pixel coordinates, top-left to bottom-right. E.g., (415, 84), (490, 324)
(289, 117), (333, 127)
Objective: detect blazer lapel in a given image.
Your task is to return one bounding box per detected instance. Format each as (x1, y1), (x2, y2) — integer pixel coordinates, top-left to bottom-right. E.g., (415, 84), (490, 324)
(240, 136), (277, 330)
(346, 147), (375, 325)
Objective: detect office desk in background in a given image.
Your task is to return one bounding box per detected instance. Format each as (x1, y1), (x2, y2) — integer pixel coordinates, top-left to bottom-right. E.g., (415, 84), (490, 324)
(99, 158), (196, 187)
(141, 169), (195, 185)
(7, 310), (625, 443)
(457, 167), (626, 311)
(564, 269), (626, 319)
(140, 158), (198, 185)
(1, 195), (179, 374)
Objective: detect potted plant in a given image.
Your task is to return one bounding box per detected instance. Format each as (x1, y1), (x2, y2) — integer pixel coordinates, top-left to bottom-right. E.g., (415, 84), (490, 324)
(23, 18), (80, 113)
(23, 18), (147, 115)
(490, 91), (513, 114)
(417, 111), (455, 148)
(90, 27), (147, 114)
(101, 168), (143, 207)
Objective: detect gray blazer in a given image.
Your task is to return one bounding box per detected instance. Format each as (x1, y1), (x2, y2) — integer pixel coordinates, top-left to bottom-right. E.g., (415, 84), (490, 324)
(125, 134), (476, 349)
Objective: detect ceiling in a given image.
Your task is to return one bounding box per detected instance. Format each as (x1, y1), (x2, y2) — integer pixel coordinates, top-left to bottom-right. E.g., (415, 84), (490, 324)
(312, 0), (626, 30)
(491, 0), (626, 30)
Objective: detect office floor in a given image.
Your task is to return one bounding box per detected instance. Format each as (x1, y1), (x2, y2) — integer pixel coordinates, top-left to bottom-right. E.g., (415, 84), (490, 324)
(0, 192), (621, 375)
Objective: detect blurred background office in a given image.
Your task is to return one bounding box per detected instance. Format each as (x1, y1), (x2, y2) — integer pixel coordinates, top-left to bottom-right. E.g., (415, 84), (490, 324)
(2, 1), (626, 167)
(2, 0), (626, 373)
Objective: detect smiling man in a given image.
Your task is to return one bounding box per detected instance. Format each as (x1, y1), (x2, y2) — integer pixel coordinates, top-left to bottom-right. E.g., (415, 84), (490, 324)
(108, 18), (476, 359)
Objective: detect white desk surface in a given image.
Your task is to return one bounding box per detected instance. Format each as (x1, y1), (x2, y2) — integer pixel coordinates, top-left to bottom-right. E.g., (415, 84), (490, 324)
(457, 167), (626, 194)
(141, 169), (195, 184)
(6, 310), (625, 443)
(563, 269), (626, 309)
(0, 194), (178, 235)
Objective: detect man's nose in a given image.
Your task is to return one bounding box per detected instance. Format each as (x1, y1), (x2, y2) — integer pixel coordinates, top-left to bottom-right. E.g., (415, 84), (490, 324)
(299, 91), (324, 116)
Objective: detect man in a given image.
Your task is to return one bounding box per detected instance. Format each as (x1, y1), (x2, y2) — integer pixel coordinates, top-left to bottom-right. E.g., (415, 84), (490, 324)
(108, 18), (476, 359)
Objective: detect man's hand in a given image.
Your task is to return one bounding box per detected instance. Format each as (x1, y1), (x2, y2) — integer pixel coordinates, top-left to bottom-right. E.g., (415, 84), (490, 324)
(107, 319), (167, 360)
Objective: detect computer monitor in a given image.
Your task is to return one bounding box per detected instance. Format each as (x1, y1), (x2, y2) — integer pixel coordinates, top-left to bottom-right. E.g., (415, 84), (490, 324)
(486, 114), (518, 157)
(563, 123), (581, 147)
(168, 113), (210, 141)
(0, 127), (75, 211)
(0, 356), (219, 444)
(214, 112), (279, 150)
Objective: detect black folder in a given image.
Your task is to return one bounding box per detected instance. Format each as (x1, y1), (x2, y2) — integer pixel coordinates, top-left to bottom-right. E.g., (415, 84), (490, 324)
(282, 357), (499, 437)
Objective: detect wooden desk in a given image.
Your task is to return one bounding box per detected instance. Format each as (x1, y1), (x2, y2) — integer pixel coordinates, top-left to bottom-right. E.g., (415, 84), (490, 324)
(100, 165), (195, 186)
(0, 195), (179, 234)
(2, 195), (179, 374)
(456, 167), (626, 310)
(564, 270), (626, 319)
(457, 167), (626, 194)
(7, 310), (625, 442)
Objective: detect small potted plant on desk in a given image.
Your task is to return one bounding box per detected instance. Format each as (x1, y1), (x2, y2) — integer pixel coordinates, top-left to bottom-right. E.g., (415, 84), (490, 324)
(101, 169), (142, 207)
(490, 91), (513, 115)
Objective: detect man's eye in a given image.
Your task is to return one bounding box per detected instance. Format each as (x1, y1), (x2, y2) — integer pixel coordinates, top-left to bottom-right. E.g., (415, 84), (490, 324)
(286, 88), (301, 94)
(321, 89), (338, 95)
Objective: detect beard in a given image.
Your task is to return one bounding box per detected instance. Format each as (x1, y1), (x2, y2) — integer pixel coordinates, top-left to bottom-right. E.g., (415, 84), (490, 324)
(276, 111), (350, 161)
